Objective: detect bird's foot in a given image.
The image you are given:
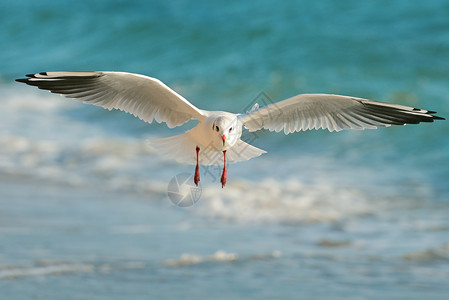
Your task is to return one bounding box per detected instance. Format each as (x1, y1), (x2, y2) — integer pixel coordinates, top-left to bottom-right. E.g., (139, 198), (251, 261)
(194, 146), (200, 186)
(194, 164), (200, 186)
(220, 166), (227, 188)
(221, 150), (227, 188)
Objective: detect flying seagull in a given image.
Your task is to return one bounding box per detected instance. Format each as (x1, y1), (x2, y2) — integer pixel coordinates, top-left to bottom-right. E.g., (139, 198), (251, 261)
(16, 72), (444, 187)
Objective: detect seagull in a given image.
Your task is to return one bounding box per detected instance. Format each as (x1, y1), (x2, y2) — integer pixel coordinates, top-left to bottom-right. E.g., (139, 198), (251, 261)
(16, 71), (444, 187)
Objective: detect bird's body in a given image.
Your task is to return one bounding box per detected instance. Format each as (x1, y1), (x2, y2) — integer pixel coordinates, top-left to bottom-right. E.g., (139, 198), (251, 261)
(16, 71), (444, 187)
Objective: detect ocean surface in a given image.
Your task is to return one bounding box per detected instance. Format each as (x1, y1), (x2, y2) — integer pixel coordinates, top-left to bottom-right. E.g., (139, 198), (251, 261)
(1, 1), (449, 299)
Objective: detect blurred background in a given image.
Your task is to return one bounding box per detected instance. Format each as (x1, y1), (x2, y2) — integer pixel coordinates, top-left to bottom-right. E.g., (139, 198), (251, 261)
(1, 0), (448, 299)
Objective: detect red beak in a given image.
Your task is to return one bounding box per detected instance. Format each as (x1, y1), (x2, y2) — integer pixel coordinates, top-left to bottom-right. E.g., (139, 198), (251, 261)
(222, 134), (226, 146)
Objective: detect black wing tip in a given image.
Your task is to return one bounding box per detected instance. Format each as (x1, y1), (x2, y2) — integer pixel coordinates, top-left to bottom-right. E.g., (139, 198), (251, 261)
(24, 72), (47, 77)
(364, 102), (445, 124)
(16, 73), (38, 81)
(15, 78), (29, 83)
(16, 72), (47, 83)
(431, 115), (445, 121)
(411, 107), (444, 120)
(426, 110), (445, 121)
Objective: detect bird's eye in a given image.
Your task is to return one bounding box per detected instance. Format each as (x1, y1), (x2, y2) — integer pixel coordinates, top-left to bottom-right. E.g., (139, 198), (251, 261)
(229, 127), (233, 132)
(215, 126), (219, 132)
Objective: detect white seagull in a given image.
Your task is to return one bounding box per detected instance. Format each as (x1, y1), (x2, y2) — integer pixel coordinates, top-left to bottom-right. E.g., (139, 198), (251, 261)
(16, 71), (444, 187)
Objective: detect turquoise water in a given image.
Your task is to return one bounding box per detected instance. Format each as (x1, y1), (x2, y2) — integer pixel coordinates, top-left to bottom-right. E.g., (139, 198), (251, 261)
(1, 1), (449, 299)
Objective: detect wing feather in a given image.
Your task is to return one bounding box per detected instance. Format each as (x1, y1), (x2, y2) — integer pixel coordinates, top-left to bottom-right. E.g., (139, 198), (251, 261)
(240, 94), (444, 134)
(16, 71), (205, 128)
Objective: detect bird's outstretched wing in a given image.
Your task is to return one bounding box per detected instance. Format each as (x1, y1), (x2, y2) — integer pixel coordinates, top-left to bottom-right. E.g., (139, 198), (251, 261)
(239, 94), (444, 134)
(16, 72), (205, 128)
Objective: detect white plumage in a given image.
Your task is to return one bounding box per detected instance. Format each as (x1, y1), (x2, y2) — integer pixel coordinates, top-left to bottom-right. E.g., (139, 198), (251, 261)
(17, 71), (444, 187)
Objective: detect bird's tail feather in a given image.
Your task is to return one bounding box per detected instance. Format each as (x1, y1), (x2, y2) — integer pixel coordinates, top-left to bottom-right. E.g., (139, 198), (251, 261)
(147, 133), (197, 165)
(226, 140), (266, 164)
(148, 134), (266, 166)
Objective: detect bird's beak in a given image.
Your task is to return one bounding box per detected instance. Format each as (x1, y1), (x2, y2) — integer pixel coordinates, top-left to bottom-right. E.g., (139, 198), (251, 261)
(222, 134), (226, 146)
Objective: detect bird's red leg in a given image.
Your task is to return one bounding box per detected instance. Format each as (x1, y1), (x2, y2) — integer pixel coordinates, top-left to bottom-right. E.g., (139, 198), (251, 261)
(220, 150), (227, 188)
(194, 146), (200, 186)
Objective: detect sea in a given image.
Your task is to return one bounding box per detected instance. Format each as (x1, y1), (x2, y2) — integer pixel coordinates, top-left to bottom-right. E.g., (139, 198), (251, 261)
(1, 1), (448, 299)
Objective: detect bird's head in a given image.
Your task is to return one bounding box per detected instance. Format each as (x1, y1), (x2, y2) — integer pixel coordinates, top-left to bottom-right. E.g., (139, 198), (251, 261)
(212, 116), (241, 148)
